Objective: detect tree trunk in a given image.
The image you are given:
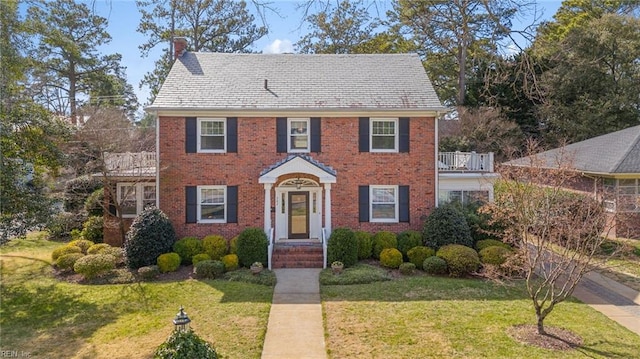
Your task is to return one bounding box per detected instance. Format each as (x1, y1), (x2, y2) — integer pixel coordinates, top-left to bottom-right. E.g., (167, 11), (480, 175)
(536, 315), (546, 335)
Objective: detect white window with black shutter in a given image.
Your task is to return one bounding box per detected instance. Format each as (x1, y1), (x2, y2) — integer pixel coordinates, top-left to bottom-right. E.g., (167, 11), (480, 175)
(359, 185), (410, 223)
(185, 117), (237, 154)
(359, 117), (409, 153)
(277, 117), (321, 153)
(185, 185), (238, 223)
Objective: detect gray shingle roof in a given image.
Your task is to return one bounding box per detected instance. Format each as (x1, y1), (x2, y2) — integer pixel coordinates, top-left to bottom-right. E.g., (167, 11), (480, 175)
(260, 154), (336, 177)
(148, 53), (444, 112)
(505, 125), (640, 174)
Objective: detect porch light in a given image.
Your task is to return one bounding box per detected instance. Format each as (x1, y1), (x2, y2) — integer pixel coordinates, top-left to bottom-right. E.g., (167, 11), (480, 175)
(294, 178), (303, 189)
(172, 306), (191, 332)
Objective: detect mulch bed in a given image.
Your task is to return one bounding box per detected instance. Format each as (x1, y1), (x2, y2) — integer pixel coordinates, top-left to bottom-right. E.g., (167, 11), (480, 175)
(508, 324), (583, 351)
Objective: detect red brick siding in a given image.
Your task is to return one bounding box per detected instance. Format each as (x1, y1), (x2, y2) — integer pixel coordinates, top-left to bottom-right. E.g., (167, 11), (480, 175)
(159, 116), (436, 240)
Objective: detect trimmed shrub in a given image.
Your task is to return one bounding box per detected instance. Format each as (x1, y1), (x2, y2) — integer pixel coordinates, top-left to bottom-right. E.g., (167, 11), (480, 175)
(399, 262), (416, 275)
(154, 329), (217, 359)
(379, 248), (403, 269)
(64, 175), (102, 213)
(80, 216), (103, 243)
(229, 236), (239, 254)
(436, 244), (480, 277)
(68, 239), (95, 254)
(407, 246), (435, 270)
(56, 253), (84, 271)
(52, 244), (82, 261)
(138, 265), (160, 281)
(173, 237), (203, 265)
(479, 246), (511, 265)
(221, 254), (239, 272)
(354, 231), (373, 260)
(194, 260), (225, 279)
(327, 228), (358, 267)
(203, 235), (227, 260)
(73, 254), (116, 279)
(236, 228), (268, 267)
(422, 256), (448, 275)
(124, 207), (176, 269)
(397, 230), (422, 260)
(157, 253), (181, 273)
(476, 239), (511, 251)
(372, 231), (398, 259)
(192, 253), (211, 265)
(103, 246), (125, 266)
(423, 205), (473, 249)
(47, 211), (86, 240)
(87, 243), (111, 255)
(84, 187), (104, 216)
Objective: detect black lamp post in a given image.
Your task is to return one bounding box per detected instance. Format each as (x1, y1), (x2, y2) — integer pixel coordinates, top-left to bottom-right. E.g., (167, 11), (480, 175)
(173, 306), (191, 332)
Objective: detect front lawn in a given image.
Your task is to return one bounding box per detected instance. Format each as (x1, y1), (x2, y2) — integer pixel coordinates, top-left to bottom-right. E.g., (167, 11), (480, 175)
(321, 269), (640, 358)
(0, 235), (273, 358)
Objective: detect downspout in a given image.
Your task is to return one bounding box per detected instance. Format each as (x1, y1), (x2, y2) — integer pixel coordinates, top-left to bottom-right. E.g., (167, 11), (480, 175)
(155, 112), (160, 209)
(434, 111), (440, 208)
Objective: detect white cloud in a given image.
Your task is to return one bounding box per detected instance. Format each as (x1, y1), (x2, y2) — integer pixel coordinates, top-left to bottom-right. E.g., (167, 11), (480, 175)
(263, 39), (294, 54)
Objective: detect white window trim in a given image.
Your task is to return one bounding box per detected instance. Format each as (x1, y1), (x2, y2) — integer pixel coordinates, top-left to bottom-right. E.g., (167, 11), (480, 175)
(197, 118), (226, 153)
(370, 118), (398, 152)
(370, 185), (399, 223)
(117, 182), (156, 218)
(197, 185), (227, 223)
(287, 118), (310, 153)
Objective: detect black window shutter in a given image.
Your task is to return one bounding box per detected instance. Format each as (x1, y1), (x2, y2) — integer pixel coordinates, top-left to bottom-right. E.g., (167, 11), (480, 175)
(185, 186), (197, 223)
(185, 117), (197, 153)
(399, 117), (410, 153)
(108, 184), (117, 216)
(359, 117), (369, 152)
(359, 185), (369, 222)
(227, 117), (237, 153)
(399, 185), (410, 222)
(310, 117), (321, 152)
(227, 186), (238, 223)
(276, 117), (287, 153)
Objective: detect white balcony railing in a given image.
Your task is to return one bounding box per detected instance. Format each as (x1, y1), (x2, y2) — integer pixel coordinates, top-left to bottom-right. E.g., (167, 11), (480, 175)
(438, 152), (494, 172)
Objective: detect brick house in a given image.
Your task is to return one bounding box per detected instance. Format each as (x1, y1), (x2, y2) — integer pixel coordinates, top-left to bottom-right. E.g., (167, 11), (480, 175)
(504, 125), (640, 239)
(111, 39), (447, 266)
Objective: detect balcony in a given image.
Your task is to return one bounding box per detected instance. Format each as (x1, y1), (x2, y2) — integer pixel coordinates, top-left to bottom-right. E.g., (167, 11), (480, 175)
(438, 152), (494, 173)
(103, 151), (156, 177)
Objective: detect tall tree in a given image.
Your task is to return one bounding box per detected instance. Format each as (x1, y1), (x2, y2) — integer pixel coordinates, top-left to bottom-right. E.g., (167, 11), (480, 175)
(539, 14), (640, 145)
(1, 0), (69, 242)
(25, 0), (124, 126)
(295, 0), (381, 54)
(393, 0), (527, 105)
(137, 0), (267, 102)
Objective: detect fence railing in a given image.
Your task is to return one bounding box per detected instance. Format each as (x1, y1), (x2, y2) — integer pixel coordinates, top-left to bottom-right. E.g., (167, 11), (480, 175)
(438, 152), (494, 172)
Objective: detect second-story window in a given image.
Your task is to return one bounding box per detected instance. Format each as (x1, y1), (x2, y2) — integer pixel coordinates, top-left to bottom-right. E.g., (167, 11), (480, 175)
(289, 118), (309, 152)
(198, 118), (226, 152)
(371, 118), (398, 152)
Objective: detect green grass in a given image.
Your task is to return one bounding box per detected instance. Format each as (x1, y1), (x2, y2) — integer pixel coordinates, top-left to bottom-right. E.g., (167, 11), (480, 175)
(319, 263), (392, 285)
(0, 235), (273, 359)
(321, 270), (640, 358)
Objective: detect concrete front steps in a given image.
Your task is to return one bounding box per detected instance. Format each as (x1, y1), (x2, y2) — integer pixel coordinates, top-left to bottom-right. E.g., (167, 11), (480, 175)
(271, 242), (324, 268)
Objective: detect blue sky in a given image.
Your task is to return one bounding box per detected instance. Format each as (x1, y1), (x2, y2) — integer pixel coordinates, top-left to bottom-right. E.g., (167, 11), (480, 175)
(89, 0), (561, 111)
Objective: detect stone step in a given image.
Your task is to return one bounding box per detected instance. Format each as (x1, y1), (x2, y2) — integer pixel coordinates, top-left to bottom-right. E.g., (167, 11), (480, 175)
(271, 244), (324, 268)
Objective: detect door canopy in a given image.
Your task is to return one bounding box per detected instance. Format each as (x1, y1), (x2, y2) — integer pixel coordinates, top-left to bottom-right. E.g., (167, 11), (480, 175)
(259, 154), (336, 184)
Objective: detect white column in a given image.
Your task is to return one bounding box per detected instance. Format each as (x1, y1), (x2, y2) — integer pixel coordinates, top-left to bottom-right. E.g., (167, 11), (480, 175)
(324, 183), (332, 234)
(263, 183), (272, 233)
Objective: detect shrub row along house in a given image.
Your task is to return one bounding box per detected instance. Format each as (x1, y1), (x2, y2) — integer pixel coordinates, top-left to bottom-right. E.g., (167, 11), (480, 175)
(102, 38), (502, 267)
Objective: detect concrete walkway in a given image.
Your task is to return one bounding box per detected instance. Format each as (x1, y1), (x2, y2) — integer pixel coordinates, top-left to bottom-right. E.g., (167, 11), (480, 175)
(261, 269), (327, 359)
(572, 271), (640, 335)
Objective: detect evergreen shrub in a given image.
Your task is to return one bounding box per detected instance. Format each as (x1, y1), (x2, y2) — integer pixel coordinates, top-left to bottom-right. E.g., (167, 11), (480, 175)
(327, 228), (358, 267)
(397, 230), (422, 260)
(479, 246), (511, 265)
(236, 228), (268, 267)
(80, 216), (103, 243)
(154, 329), (217, 359)
(354, 231), (373, 260)
(192, 253), (211, 265)
(203, 235), (227, 260)
(73, 254), (116, 279)
(372, 231), (397, 259)
(157, 253), (181, 273)
(194, 260), (225, 279)
(399, 262), (416, 275)
(52, 244), (82, 261)
(407, 246), (435, 270)
(124, 207), (176, 269)
(379, 248), (403, 268)
(56, 253), (84, 271)
(173, 237), (203, 264)
(436, 244), (480, 277)
(422, 256), (448, 275)
(221, 254), (239, 272)
(423, 205), (473, 249)
(476, 239), (510, 251)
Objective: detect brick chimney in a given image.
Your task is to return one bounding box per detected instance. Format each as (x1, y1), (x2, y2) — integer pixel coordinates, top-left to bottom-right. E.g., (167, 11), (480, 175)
(174, 37), (188, 59)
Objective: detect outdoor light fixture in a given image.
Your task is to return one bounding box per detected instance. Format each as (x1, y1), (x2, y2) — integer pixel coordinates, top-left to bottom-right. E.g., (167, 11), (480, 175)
(173, 306), (191, 332)
(294, 177), (303, 190)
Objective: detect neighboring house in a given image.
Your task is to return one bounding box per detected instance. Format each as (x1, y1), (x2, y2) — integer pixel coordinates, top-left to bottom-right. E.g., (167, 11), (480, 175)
(99, 151), (156, 246)
(135, 38), (447, 266)
(504, 125), (640, 239)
